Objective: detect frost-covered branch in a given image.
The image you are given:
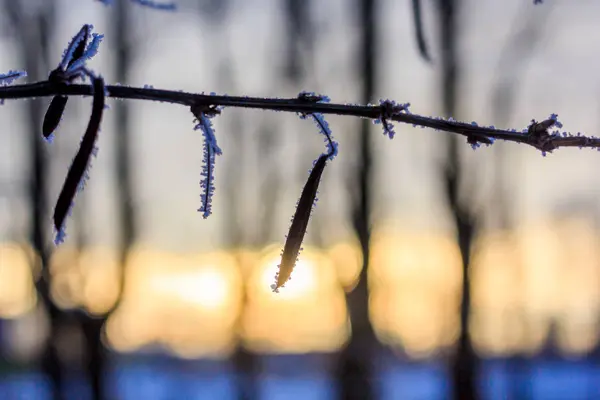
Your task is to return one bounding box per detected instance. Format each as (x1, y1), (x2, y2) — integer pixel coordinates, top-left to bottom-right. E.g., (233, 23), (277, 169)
(1, 80), (596, 153)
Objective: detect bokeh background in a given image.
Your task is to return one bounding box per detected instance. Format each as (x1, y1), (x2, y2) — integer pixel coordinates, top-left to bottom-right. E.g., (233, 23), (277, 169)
(2, 0), (600, 399)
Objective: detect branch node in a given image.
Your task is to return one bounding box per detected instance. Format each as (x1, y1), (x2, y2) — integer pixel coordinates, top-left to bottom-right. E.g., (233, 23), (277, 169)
(297, 91), (330, 104)
(190, 102), (221, 120)
(376, 99), (410, 139)
(526, 114), (563, 153)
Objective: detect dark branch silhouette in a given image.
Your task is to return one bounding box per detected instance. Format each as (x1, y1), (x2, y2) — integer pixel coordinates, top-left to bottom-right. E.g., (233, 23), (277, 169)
(1, 81), (596, 153)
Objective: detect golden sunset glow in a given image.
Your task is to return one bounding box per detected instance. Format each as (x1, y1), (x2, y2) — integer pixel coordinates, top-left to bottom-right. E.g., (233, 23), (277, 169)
(242, 245), (349, 354)
(260, 257), (316, 299)
(369, 228), (462, 358)
(327, 240), (363, 291)
(470, 231), (525, 355)
(105, 248), (241, 358)
(2, 217), (600, 359)
(147, 267), (229, 310)
(0, 243), (37, 318)
(49, 246), (121, 315)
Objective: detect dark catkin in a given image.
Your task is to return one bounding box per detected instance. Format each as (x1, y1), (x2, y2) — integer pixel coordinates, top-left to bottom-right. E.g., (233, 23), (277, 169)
(53, 77), (105, 244)
(272, 153), (329, 292)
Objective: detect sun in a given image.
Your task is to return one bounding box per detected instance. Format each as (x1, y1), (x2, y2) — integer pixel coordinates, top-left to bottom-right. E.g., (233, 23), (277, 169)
(261, 256), (317, 299)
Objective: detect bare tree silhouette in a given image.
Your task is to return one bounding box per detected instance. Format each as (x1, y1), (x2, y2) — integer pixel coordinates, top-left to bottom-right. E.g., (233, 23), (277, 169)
(77, 1), (135, 399)
(437, 0), (479, 398)
(335, 0), (377, 399)
(2, 2), (70, 399)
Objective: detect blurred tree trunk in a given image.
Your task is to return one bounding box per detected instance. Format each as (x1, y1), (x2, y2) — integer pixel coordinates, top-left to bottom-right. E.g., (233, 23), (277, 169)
(78, 1), (136, 399)
(437, 0), (479, 399)
(225, 108), (258, 400)
(283, 0), (313, 83)
(335, 0), (377, 399)
(229, 0), (309, 396)
(226, 117), (282, 400)
(444, 122), (478, 400)
(195, 3), (260, 398)
(29, 11), (64, 400)
(226, 124), (257, 400)
(4, 2), (66, 399)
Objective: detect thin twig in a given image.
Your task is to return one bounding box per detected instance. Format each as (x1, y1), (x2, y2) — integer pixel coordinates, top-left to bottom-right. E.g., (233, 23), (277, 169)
(411, 0), (431, 62)
(1, 80), (598, 153)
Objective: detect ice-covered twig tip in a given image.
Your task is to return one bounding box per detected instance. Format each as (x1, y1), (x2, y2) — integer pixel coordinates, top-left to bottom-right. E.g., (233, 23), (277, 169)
(191, 103), (223, 219)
